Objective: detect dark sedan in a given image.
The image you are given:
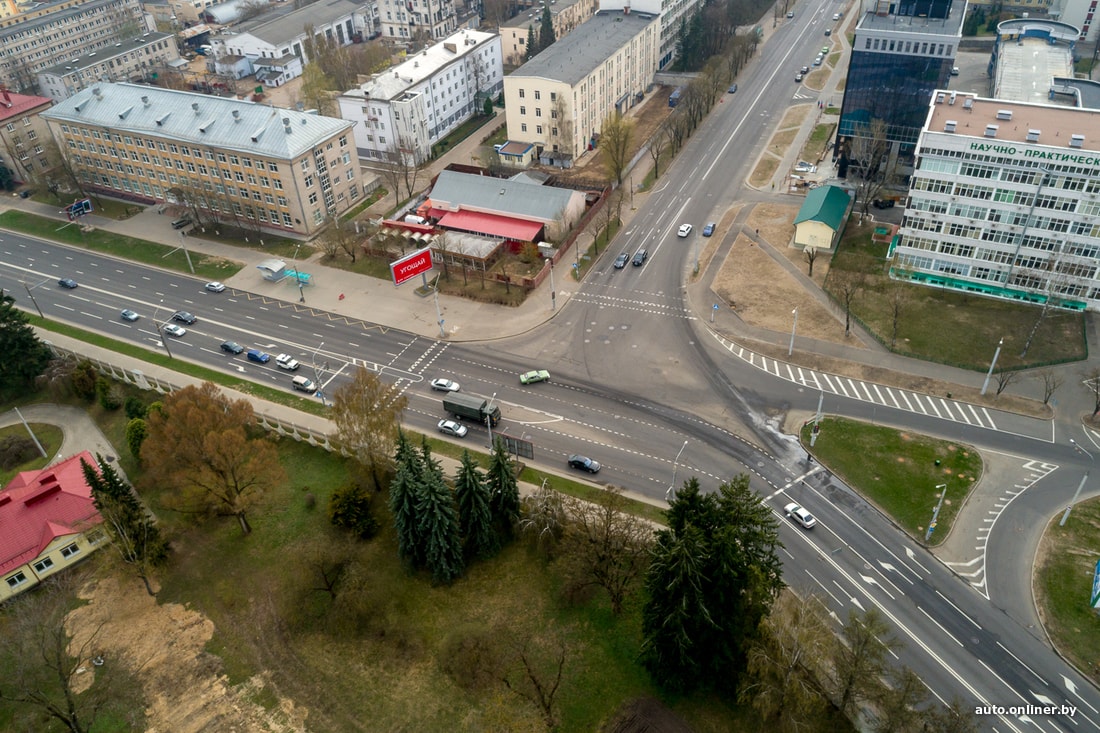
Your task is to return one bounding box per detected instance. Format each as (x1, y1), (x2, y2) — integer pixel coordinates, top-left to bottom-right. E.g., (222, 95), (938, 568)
(567, 455), (601, 474)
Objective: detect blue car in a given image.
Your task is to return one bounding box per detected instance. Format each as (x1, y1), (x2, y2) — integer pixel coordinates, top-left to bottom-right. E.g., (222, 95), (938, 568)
(702, 222), (716, 237)
(247, 349), (271, 364)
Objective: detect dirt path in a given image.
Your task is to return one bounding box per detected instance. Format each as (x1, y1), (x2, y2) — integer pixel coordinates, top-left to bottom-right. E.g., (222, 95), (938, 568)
(65, 575), (309, 733)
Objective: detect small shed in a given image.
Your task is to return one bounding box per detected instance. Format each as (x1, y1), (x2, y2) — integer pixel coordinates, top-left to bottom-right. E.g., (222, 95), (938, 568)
(256, 259), (287, 281)
(792, 185), (852, 251)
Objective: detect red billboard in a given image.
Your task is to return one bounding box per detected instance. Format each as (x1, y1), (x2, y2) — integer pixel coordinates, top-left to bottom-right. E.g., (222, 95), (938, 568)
(390, 246), (434, 286)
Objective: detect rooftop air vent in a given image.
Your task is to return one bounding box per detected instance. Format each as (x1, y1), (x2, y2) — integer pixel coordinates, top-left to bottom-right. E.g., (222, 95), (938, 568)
(936, 92), (945, 104)
(282, 117), (292, 134)
(996, 109), (1013, 120)
(118, 105), (133, 119)
(984, 124), (998, 137)
(949, 91), (956, 105)
(91, 86), (102, 98)
(191, 101), (200, 115)
(944, 120), (957, 133)
(963, 98), (974, 110)
(232, 109), (240, 121)
(73, 102), (84, 112)
(250, 125), (264, 142)
(198, 117), (216, 132)
(1026, 129), (1040, 142)
(141, 95), (150, 106)
(1070, 133), (1085, 148)
(155, 112), (170, 126)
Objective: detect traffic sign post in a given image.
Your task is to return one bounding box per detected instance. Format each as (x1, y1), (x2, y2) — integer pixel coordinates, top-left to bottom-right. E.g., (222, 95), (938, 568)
(711, 303), (719, 322)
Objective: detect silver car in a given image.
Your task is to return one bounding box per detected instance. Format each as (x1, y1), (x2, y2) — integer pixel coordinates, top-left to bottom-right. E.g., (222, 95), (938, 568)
(437, 419), (468, 438)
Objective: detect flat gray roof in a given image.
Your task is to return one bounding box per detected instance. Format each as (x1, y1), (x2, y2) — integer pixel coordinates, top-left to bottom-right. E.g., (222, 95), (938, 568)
(43, 82), (352, 160)
(1, 0), (120, 38)
(225, 0), (363, 47)
(39, 32), (174, 77)
(509, 10), (657, 86)
(501, 0), (586, 30)
(993, 36), (1075, 107)
(430, 169), (577, 221)
(858, 8), (964, 36)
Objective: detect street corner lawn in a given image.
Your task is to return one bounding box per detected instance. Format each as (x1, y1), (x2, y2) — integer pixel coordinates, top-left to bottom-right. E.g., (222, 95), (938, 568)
(1036, 497), (1100, 686)
(800, 417), (981, 542)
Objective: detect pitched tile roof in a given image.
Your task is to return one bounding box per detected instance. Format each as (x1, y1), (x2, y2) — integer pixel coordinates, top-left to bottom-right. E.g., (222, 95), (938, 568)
(0, 451), (102, 577)
(0, 90), (53, 123)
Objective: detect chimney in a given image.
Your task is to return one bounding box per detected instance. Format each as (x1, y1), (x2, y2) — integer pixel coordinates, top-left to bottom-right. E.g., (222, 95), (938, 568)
(92, 86), (102, 99)
(624, 2), (629, 14)
(232, 109), (240, 121)
(141, 95), (150, 106)
(192, 102), (200, 115)
(1, 89), (10, 106)
(282, 117), (292, 134)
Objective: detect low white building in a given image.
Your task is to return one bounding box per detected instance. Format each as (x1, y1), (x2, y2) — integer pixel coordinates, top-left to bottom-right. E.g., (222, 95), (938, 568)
(36, 32), (181, 102)
(209, 0), (370, 81)
(339, 29), (502, 164)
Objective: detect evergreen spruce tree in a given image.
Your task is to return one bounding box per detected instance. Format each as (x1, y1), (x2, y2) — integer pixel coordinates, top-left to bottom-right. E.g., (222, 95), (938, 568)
(0, 291), (51, 393)
(388, 431), (425, 567)
(539, 6), (555, 52)
(415, 440), (464, 584)
(525, 25), (538, 61)
(454, 450), (498, 560)
(80, 454), (168, 596)
(486, 438), (520, 542)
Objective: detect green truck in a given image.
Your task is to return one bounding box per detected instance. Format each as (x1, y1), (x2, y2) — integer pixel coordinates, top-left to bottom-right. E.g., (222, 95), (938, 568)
(443, 393), (501, 426)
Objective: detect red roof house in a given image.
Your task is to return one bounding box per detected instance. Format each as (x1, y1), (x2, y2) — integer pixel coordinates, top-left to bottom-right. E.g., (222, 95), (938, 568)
(0, 450), (104, 601)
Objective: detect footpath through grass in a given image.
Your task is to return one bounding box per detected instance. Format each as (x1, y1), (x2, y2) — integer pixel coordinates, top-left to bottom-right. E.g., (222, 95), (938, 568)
(0, 210), (241, 281)
(1036, 499), (1100, 685)
(0, 423), (63, 485)
(801, 417), (982, 543)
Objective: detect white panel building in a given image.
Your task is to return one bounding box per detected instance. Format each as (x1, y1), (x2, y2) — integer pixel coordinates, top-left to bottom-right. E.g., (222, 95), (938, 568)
(37, 31), (180, 101)
(893, 90), (1100, 311)
(338, 29), (502, 164)
(597, 0), (701, 68)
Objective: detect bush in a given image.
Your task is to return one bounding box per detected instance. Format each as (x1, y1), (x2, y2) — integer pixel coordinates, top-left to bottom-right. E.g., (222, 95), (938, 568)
(0, 435), (39, 469)
(124, 396), (148, 420)
(125, 418), (147, 461)
(328, 482), (380, 539)
(95, 377), (122, 410)
(70, 360), (97, 401)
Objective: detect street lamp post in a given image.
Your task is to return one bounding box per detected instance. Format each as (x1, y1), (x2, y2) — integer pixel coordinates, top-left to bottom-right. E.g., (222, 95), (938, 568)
(665, 439), (689, 501)
(433, 287), (445, 339)
(924, 483), (948, 542)
(549, 260), (556, 311)
(292, 243), (304, 302)
(153, 302), (173, 359)
(980, 338), (1003, 396)
(788, 308), (798, 357)
(486, 392), (498, 449)
(21, 281), (44, 319)
(1061, 439), (1095, 526)
(311, 341), (326, 406)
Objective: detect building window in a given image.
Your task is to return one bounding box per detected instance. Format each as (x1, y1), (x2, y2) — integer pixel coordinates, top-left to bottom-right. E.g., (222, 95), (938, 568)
(60, 543), (80, 559)
(519, 106), (526, 115)
(521, 123), (527, 132)
(305, 174), (315, 187)
(308, 191), (318, 204)
(33, 557), (54, 573)
(519, 88), (525, 97)
(6, 572), (27, 589)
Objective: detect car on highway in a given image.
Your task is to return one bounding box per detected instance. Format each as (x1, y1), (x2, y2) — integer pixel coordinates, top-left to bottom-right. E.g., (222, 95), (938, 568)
(291, 375), (316, 393)
(437, 419), (468, 438)
(784, 502), (817, 529)
(677, 223), (693, 237)
(120, 309), (140, 322)
(173, 311), (197, 325)
(824, 28), (831, 35)
(632, 249), (648, 266)
(246, 349), (271, 364)
(162, 323), (186, 337)
(205, 281), (226, 293)
(430, 377), (460, 392)
(800, 65), (809, 74)
(786, 10), (793, 17)
(567, 455), (601, 474)
(614, 252), (629, 269)
(727, 84), (737, 93)
(812, 57), (822, 67)
(702, 222), (716, 237)
(275, 354), (299, 371)
(832, 12), (841, 20)
(58, 278), (78, 289)
(822, 46), (830, 55)
(795, 72), (804, 82)
(220, 341), (245, 355)
(520, 369), (550, 385)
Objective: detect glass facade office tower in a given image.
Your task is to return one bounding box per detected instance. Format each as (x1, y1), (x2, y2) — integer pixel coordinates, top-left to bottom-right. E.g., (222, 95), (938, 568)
(837, 0), (964, 152)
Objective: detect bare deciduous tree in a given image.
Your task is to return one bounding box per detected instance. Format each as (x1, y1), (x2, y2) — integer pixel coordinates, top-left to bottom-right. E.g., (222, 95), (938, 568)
(600, 112), (633, 186)
(844, 118), (891, 216)
(501, 627), (568, 729)
(803, 246), (818, 278)
(1037, 367), (1062, 406)
(832, 268), (866, 337)
(994, 368), (1018, 396)
(330, 367), (408, 492)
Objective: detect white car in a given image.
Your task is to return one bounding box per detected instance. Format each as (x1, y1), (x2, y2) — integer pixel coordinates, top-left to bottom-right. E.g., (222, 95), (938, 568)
(275, 354), (300, 371)
(677, 223), (693, 238)
(162, 323), (186, 337)
(205, 281), (226, 293)
(794, 161), (817, 173)
(430, 378), (460, 392)
(784, 502), (817, 529)
(437, 419), (468, 438)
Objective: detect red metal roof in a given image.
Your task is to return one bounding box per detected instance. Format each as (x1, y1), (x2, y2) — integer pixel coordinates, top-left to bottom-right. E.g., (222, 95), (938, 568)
(0, 451), (102, 576)
(0, 90), (52, 123)
(435, 209), (543, 241)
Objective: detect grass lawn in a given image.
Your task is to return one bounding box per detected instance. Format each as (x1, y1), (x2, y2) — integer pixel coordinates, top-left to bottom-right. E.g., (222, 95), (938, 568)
(800, 417), (981, 543)
(0, 423), (63, 485)
(1036, 498), (1100, 686)
(825, 223), (1086, 371)
(0, 210), (241, 281)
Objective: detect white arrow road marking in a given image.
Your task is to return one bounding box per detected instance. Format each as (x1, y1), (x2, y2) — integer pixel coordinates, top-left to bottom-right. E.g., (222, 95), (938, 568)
(878, 561), (915, 586)
(1064, 676), (1099, 714)
(860, 574), (895, 600)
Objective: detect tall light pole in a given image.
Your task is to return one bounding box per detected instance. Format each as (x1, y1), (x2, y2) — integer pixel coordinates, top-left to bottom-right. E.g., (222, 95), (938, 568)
(311, 341), (326, 406)
(980, 338), (1003, 396)
(153, 302), (173, 359)
(486, 391), (498, 449)
(788, 307), (798, 357)
(665, 439), (689, 501)
(433, 287), (445, 339)
(1061, 439), (1095, 526)
(549, 260), (556, 311)
(924, 483), (948, 542)
(292, 242), (304, 302)
(22, 280), (44, 319)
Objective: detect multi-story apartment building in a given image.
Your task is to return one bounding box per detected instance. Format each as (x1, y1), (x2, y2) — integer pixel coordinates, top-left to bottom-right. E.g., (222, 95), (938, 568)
(838, 0), (963, 154)
(377, 0), (457, 43)
(37, 30), (180, 101)
(892, 91), (1100, 311)
(209, 0), (369, 83)
(339, 29), (502, 164)
(0, 0), (154, 93)
(598, 0), (702, 69)
(504, 8), (658, 163)
(42, 82), (363, 236)
(498, 0), (597, 67)
(0, 90), (55, 184)
(0, 0), (21, 22)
